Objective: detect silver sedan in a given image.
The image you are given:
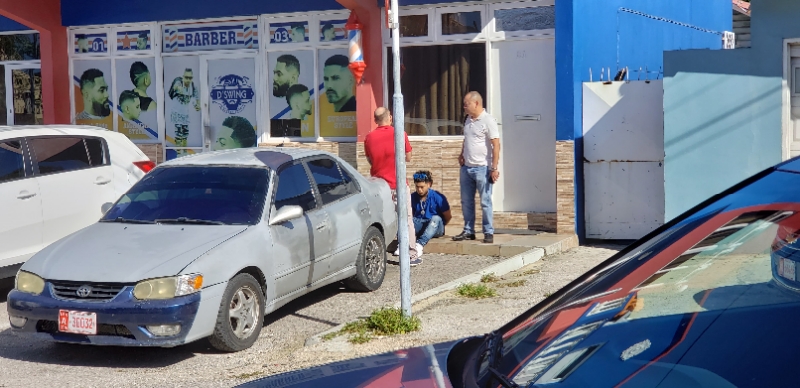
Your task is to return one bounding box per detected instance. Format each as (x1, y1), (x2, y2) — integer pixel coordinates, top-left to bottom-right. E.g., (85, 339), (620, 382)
(7, 147), (398, 352)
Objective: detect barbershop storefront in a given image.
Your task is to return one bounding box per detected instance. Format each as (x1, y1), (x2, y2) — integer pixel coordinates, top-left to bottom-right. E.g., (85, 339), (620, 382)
(59, 0), (561, 232)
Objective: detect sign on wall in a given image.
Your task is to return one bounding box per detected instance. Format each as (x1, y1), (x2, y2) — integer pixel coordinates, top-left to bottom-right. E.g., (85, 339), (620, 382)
(319, 19), (347, 42)
(74, 32), (108, 54)
(116, 29), (152, 52)
(268, 50), (314, 138)
(207, 58), (258, 151)
(269, 21), (309, 44)
(72, 59), (113, 129)
(319, 48), (356, 137)
(115, 57), (159, 142)
(163, 21), (258, 53)
(163, 56), (202, 149)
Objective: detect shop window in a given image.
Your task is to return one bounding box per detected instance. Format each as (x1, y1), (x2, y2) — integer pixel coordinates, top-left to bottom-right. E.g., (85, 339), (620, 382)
(0, 33), (40, 61)
(494, 6), (555, 32)
(387, 43), (486, 136)
(441, 11), (482, 35)
(398, 15), (428, 38)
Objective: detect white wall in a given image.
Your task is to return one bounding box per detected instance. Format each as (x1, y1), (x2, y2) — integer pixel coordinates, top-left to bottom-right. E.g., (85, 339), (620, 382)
(583, 80), (665, 239)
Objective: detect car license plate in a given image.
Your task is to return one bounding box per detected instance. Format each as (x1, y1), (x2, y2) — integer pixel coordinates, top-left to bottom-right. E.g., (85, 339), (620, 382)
(58, 310), (97, 335)
(781, 258), (797, 281)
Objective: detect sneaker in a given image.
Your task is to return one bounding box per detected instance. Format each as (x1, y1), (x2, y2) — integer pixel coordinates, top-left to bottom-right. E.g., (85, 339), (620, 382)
(452, 232), (476, 241)
(483, 234), (494, 244)
(410, 257), (423, 267)
(392, 247), (399, 256)
(415, 243), (424, 258)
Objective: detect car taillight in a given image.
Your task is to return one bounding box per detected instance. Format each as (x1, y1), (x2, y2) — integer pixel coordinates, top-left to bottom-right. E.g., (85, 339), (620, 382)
(133, 161), (156, 173)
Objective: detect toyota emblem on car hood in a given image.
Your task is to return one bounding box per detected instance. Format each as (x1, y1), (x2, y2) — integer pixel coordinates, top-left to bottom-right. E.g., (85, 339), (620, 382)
(76, 286), (92, 298)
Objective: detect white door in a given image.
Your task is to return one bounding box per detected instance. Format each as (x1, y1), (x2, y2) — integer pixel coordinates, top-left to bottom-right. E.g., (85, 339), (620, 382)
(789, 45), (800, 158)
(30, 136), (114, 245)
(492, 38), (556, 212)
(0, 139), (43, 267)
(201, 55), (260, 152)
(5, 64), (43, 125)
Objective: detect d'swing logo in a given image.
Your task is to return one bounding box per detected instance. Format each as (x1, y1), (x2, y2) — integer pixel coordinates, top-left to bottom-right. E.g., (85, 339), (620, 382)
(210, 74), (255, 114)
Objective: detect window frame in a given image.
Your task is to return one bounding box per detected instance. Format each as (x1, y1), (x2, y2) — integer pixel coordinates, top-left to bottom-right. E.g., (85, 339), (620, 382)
(0, 137), (33, 184)
(28, 136), (109, 177)
(303, 155), (358, 206)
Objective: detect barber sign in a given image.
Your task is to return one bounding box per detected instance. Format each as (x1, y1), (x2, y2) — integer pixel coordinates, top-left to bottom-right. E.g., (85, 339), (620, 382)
(163, 21), (258, 53)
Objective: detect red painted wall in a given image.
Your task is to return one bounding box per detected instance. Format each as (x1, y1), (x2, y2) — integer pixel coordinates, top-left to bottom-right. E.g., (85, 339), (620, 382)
(337, 0), (384, 142)
(0, 0), (70, 125)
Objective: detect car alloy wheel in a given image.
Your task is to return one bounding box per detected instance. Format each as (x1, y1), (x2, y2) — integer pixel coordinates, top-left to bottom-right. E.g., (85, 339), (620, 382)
(364, 236), (385, 284)
(229, 285), (260, 340)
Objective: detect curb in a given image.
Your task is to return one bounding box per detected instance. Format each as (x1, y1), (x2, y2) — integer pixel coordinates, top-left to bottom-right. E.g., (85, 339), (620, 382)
(304, 247), (546, 347)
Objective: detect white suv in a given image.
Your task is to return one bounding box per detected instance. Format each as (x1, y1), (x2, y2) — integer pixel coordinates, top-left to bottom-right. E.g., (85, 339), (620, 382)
(0, 126), (152, 277)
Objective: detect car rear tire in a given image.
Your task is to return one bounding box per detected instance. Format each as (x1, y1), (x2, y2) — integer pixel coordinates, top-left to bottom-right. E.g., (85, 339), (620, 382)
(208, 273), (264, 352)
(346, 226), (387, 292)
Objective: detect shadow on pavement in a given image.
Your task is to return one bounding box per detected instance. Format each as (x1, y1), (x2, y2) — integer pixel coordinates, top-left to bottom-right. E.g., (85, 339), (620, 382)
(1, 277), (13, 303)
(264, 282), (354, 328)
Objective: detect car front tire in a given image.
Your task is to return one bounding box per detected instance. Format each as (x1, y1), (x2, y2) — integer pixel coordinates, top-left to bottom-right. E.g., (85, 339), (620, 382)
(346, 226), (387, 292)
(209, 273), (265, 352)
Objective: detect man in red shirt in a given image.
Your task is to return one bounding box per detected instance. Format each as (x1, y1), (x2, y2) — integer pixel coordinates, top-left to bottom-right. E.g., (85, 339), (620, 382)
(364, 107), (420, 265)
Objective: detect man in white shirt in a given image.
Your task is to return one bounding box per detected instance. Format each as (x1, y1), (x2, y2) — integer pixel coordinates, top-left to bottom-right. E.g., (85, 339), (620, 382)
(453, 91), (500, 244)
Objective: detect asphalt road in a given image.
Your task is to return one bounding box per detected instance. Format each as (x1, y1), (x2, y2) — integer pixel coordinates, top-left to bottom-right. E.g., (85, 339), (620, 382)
(0, 253), (509, 387)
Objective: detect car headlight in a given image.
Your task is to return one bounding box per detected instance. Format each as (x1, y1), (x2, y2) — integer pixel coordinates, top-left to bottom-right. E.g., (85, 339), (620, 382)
(133, 274), (203, 300)
(15, 271), (45, 295)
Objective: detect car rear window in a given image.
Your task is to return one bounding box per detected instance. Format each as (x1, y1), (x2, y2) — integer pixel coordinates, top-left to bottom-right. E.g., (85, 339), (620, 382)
(30, 137), (91, 175)
(102, 166), (270, 225)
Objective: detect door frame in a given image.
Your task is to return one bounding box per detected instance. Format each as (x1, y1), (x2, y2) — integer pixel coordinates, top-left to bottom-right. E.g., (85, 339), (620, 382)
(199, 52), (262, 153)
(782, 38), (800, 161)
(3, 61), (42, 125)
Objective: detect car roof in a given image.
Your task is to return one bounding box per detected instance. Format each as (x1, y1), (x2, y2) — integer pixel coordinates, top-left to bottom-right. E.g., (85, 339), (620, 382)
(0, 125), (116, 140)
(159, 147), (331, 169)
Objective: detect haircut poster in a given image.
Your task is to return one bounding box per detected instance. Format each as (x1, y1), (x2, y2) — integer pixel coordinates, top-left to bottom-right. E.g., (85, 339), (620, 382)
(115, 57), (159, 142)
(207, 58), (258, 151)
(163, 56), (202, 149)
(319, 49), (356, 137)
(268, 50), (314, 138)
(319, 19), (347, 42)
(72, 59), (113, 130)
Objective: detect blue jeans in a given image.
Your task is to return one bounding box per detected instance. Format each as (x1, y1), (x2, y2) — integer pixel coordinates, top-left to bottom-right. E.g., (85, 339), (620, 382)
(414, 216), (445, 246)
(460, 165), (494, 235)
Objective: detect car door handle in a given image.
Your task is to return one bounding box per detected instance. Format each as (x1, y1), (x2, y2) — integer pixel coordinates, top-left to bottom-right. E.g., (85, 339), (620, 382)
(359, 207), (368, 214)
(17, 191), (36, 200)
(95, 177), (111, 185)
(316, 223), (328, 230)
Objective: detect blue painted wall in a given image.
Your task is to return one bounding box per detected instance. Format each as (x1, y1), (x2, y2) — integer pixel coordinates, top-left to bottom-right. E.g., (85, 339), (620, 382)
(0, 15), (32, 31)
(62, 0), (464, 26)
(663, 0), (797, 220)
(556, 0), (730, 240)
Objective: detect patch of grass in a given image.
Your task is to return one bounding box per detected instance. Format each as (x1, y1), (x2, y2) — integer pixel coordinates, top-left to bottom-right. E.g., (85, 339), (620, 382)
(321, 331), (341, 341)
(544, 292), (553, 298)
(234, 371), (263, 380)
(497, 280), (527, 288)
(481, 273), (500, 283)
(517, 269), (541, 277)
(457, 283), (498, 299)
(338, 307), (422, 344)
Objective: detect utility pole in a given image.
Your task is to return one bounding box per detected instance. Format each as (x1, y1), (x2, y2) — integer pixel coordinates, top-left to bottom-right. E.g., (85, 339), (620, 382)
(388, 0), (412, 318)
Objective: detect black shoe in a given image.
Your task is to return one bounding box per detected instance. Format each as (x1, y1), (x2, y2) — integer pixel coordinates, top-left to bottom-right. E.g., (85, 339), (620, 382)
(452, 232), (476, 241)
(483, 234), (494, 244)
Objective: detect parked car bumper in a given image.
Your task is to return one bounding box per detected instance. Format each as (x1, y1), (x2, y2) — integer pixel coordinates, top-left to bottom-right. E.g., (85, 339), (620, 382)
(6, 283), (205, 347)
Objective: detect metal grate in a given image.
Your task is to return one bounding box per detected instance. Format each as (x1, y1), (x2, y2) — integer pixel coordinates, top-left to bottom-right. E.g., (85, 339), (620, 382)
(49, 280), (128, 302)
(36, 320), (135, 339)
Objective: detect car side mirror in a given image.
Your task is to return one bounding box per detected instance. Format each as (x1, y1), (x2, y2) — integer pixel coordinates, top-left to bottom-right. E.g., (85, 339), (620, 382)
(269, 205), (304, 226)
(101, 202), (114, 214)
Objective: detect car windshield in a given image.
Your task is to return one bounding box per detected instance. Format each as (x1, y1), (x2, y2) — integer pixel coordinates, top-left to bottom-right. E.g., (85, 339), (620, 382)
(101, 166), (269, 226)
(482, 169), (800, 388)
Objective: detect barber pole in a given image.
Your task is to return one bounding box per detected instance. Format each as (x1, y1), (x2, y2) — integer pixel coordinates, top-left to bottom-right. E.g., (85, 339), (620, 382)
(346, 11), (366, 84)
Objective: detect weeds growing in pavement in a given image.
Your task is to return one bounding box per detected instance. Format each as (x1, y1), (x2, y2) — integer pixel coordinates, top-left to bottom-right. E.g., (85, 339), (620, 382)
(457, 283), (498, 299)
(544, 292), (553, 297)
(481, 273), (500, 283)
(517, 269), (541, 277)
(335, 307), (422, 344)
(497, 280), (527, 288)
